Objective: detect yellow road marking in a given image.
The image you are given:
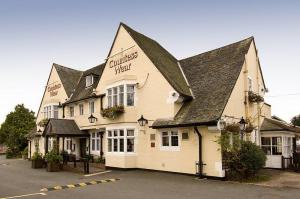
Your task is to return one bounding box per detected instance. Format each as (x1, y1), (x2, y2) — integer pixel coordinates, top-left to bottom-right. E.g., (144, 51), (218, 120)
(54, 186), (62, 190)
(79, 183), (87, 186)
(90, 181), (97, 185)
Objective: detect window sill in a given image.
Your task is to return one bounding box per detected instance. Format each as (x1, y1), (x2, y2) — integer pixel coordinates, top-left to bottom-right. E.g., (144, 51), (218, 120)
(160, 146), (180, 152)
(106, 152), (137, 156)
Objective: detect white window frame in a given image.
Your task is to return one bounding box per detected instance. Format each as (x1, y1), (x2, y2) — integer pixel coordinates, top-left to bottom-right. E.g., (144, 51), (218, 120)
(106, 80), (136, 108)
(91, 132), (100, 151)
(89, 101), (95, 114)
(79, 104), (84, 115)
(160, 129), (180, 151)
(86, 75), (94, 87)
(69, 106), (74, 117)
(106, 128), (136, 154)
(66, 137), (71, 152)
(43, 104), (59, 119)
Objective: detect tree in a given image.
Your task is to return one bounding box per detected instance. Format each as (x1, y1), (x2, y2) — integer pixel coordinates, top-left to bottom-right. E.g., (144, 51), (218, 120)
(0, 104), (35, 155)
(291, 114), (300, 126)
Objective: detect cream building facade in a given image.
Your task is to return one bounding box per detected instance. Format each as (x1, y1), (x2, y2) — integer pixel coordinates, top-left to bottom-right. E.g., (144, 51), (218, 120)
(28, 23), (300, 177)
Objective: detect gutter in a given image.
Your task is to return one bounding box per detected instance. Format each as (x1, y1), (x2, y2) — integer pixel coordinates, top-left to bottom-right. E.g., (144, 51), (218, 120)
(194, 126), (204, 178)
(150, 120), (217, 129)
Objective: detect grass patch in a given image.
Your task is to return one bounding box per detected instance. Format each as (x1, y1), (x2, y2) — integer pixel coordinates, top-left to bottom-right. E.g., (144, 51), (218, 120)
(239, 174), (271, 183)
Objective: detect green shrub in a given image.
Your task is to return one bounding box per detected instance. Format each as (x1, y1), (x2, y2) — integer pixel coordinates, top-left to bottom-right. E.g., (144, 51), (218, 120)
(32, 151), (43, 160)
(45, 149), (62, 163)
(218, 132), (267, 180)
(22, 146), (28, 156)
(6, 148), (17, 159)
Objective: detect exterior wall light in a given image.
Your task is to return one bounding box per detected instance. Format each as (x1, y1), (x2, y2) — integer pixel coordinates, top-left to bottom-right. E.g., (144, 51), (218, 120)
(88, 114), (97, 123)
(239, 117), (247, 140)
(138, 115), (148, 127)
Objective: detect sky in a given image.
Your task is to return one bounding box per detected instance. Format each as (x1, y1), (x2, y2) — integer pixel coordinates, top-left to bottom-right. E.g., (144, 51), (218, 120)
(0, 0), (300, 124)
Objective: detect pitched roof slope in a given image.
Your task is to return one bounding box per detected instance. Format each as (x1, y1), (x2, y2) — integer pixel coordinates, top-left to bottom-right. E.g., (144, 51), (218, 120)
(121, 23), (191, 98)
(43, 119), (89, 136)
(261, 118), (300, 133)
(53, 63), (82, 97)
(66, 63), (105, 103)
(152, 37), (253, 128)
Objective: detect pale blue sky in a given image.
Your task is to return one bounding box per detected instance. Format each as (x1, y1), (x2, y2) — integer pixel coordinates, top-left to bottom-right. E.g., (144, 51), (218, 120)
(0, 0), (300, 124)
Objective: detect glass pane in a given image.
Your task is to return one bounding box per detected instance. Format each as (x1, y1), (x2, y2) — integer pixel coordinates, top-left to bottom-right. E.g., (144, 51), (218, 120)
(113, 139), (118, 152)
(272, 137), (282, 146)
(119, 85), (124, 92)
(119, 93), (124, 105)
(127, 138), (134, 152)
(272, 146), (282, 155)
(127, 85), (134, 92)
(92, 140), (95, 151)
(171, 131), (178, 136)
(171, 135), (179, 146)
(107, 131), (112, 137)
(119, 139), (124, 152)
(108, 139), (112, 152)
(127, 130), (134, 137)
(108, 89), (112, 96)
(261, 137), (271, 145)
(113, 87), (118, 94)
(113, 95), (118, 106)
(262, 146), (271, 155)
(113, 130), (118, 137)
(96, 139), (100, 151)
(92, 133), (95, 138)
(162, 136), (169, 146)
(119, 130), (124, 137)
(108, 96), (112, 108)
(127, 93), (134, 106)
(162, 132), (168, 136)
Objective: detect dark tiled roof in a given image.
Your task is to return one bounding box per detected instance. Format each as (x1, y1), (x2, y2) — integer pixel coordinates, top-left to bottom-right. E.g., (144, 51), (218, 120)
(53, 63), (82, 97)
(66, 63), (105, 103)
(121, 23), (192, 98)
(43, 119), (89, 137)
(152, 37), (253, 128)
(261, 118), (300, 133)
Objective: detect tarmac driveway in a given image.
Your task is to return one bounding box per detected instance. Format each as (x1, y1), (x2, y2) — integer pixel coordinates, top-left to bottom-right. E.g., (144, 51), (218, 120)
(1, 158), (300, 199)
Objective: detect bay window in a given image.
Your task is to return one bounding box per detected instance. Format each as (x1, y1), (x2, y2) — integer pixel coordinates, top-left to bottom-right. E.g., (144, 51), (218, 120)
(107, 129), (135, 153)
(107, 84), (135, 108)
(43, 105), (59, 119)
(261, 137), (282, 155)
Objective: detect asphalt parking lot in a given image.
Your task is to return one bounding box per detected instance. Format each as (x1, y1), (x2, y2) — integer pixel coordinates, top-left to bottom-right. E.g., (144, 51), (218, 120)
(1, 158), (300, 199)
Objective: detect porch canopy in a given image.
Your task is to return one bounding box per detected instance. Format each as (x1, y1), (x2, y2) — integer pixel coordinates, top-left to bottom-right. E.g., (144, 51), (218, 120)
(43, 119), (89, 138)
(260, 117), (300, 169)
(43, 119), (90, 154)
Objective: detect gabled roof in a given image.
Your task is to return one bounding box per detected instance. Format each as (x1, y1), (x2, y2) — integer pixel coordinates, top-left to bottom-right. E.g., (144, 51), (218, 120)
(121, 23), (192, 98)
(261, 118), (300, 133)
(43, 119), (89, 137)
(53, 63), (82, 97)
(65, 63), (105, 104)
(152, 37), (253, 128)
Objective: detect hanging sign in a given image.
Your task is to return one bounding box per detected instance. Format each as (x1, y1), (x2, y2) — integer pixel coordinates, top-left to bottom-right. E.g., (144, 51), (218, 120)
(109, 51), (138, 75)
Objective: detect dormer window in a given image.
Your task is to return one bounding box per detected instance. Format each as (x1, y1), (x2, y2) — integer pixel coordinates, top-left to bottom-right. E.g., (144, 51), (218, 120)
(86, 75), (94, 87)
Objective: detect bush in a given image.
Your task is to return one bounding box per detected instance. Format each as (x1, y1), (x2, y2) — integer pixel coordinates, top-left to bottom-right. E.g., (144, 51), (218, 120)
(6, 148), (17, 159)
(45, 149), (62, 163)
(22, 146), (28, 156)
(32, 151), (43, 160)
(224, 141), (266, 180)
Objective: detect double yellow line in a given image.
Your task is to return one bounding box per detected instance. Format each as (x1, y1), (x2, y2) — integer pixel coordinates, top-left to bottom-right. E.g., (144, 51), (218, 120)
(40, 178), (120, 192)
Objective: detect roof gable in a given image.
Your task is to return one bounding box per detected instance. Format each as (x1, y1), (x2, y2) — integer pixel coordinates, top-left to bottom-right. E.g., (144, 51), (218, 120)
(66, 63), (105, 104)
(43, 119), (89, 137)
(121, 23), (192, 98)
(152, 37), (253, 128)
(261, 118), (300, 133)
(53, 63), (82, 97)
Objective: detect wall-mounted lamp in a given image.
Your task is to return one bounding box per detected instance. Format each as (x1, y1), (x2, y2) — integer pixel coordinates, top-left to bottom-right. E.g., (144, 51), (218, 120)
(88, 114), (98, 123)
(138, 115), (148, 127)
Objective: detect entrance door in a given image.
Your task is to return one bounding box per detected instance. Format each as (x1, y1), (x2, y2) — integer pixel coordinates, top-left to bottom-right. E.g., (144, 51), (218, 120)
(79, 138), (87, 157)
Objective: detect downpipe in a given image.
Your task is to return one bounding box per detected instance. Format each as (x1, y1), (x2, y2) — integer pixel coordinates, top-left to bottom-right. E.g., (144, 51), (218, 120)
(194, 127), (204, 178)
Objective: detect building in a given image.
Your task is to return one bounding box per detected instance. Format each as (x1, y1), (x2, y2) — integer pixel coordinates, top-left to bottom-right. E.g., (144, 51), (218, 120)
(28, 23), (299, 177)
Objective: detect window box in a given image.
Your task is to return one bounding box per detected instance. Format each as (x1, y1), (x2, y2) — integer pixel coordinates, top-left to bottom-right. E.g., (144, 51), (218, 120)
(101, 105), (125, 120)
(248, 91), (264, 103)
